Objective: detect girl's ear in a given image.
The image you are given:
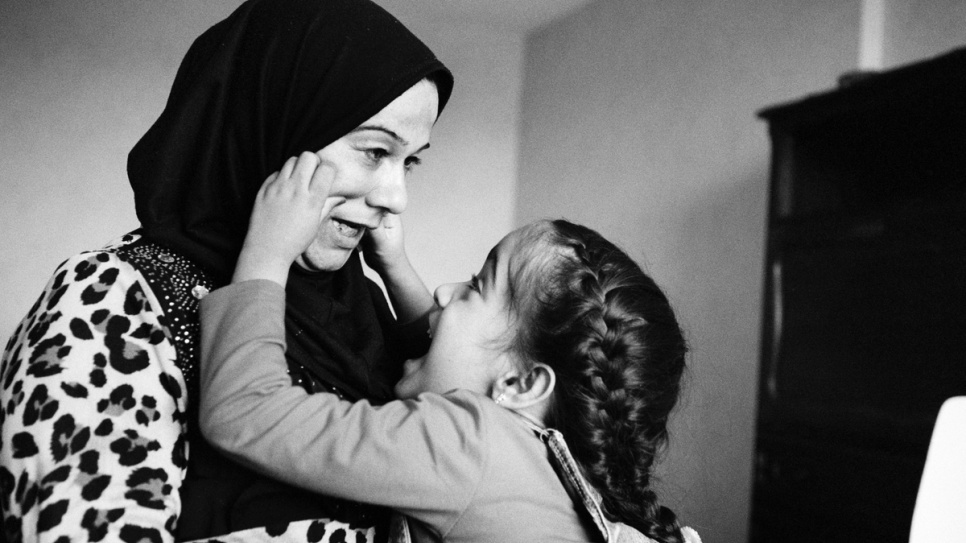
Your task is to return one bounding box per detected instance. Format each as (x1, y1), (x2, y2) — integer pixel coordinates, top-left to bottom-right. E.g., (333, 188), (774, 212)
(492, 363), (556, 411)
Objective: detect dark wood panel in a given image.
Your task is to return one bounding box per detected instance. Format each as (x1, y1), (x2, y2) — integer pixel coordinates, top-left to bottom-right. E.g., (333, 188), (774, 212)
(752, 46), (966, 543)
(751, 431), (927, 543)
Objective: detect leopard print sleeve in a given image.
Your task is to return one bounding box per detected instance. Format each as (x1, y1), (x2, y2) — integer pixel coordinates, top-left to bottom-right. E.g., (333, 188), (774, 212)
(0, 249), (187, 543)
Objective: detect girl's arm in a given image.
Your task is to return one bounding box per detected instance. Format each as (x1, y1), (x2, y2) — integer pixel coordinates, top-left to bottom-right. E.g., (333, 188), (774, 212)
(198, 279), (486, 534)
(199, 153), (485, 534)
(362, 213), (435, 323)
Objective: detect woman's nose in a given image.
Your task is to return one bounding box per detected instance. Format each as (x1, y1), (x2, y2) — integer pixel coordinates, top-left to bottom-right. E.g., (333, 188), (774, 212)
(366, 166), (408, 214)
(433, 282), (460, 308)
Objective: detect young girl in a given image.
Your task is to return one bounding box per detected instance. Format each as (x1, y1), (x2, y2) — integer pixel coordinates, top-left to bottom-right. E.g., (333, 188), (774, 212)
(198, 156), (701, 542)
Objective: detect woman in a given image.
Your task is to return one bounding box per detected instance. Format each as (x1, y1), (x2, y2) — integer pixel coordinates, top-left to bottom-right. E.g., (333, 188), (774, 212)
(196, 159), (701, 542)
(0, 0), (453, 541)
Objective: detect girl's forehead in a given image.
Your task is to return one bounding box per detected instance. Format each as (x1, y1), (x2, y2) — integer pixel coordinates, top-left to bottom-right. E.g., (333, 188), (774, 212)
(500, 222), (544, 253)
(501, 224), (557, 298)
(496, 228), (531, 273)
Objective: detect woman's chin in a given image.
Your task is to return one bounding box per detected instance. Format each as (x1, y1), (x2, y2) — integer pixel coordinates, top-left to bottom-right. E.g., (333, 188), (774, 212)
(295, 244), (354, 272)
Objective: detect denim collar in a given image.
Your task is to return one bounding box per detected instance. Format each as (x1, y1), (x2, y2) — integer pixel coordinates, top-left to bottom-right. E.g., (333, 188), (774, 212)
(513, 413), (658, 543)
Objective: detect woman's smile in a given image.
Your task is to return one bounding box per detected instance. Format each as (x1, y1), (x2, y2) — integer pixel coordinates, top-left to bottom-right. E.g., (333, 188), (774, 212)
(331, 217), (366, 244)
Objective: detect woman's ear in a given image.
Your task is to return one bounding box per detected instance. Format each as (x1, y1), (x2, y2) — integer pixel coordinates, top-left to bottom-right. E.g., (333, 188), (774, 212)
(492, 363), (555, 410)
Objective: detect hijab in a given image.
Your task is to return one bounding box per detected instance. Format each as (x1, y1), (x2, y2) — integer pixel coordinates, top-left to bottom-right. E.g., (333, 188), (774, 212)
(128, 0), (453, 401)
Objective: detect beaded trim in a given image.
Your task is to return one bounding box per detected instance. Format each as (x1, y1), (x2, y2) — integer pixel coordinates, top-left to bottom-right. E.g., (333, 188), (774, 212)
(111, 232), (220, 409)
(109, 233), (351, 403)
(288, 359), (350, 400)
(107, 233), (383, 531)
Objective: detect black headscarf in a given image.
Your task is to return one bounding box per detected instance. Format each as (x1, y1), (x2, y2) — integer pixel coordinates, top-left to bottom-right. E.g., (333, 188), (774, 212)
(128, 0), (453, 401)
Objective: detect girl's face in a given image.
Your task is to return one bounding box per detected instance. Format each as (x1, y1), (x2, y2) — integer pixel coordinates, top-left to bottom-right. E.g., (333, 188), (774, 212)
(295, 79), (439, 272)
(394, 228), (529, 399)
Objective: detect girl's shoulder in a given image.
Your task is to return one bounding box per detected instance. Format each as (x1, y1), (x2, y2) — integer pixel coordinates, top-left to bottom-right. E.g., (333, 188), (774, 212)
(432, 389), (525, 429)
(406, 389), (532, 457)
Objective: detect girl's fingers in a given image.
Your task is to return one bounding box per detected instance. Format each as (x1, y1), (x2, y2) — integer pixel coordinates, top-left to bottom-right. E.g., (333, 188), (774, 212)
(308, 161), (335, 199)
(292, 151), (320, 186)
(258, 171), (280, 197)
(262, 171), (279, 187)
(312, 163), (343, 219)
(278, 155), (299, 180)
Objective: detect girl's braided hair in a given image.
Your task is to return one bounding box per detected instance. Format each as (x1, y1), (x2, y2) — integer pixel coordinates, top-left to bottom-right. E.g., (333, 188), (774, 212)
(507, 219), (687, 543)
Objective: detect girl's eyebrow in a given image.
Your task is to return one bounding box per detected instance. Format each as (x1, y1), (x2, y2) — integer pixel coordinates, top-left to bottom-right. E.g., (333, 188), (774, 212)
(350, 125), (431, 153)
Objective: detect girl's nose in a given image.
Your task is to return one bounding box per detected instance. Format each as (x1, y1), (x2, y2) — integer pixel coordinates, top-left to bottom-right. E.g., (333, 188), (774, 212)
(433, 282), (460, 308)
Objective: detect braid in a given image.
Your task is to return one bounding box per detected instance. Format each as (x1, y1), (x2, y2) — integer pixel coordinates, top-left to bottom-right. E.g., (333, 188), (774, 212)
(511, 220), (688, 543)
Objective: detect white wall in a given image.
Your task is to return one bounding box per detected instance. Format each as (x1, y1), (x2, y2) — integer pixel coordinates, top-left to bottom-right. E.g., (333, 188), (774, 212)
(0, 0), (238, 339)
(883, 0), (966, 67)
(517, 0), (965, 541)
(371, 2), (524, 293)
(0, 1), (523, 339)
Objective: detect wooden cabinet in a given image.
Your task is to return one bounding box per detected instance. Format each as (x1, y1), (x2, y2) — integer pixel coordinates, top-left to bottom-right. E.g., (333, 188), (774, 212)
(751, 48), (966, 542)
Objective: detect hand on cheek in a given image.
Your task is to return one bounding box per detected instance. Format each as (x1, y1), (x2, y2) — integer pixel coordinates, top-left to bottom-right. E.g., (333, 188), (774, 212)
(234, 152), (344, 286)
(362, 213), (407, 275)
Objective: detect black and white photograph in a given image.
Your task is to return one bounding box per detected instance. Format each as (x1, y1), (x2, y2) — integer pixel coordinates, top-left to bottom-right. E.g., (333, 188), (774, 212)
(1, 1), (964, 542)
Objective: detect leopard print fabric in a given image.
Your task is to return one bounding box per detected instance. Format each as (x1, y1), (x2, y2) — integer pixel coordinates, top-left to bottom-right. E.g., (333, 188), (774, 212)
(0, 234), (374, 543)
(182, 518), (375, 543)
(0, 235), (186, 543)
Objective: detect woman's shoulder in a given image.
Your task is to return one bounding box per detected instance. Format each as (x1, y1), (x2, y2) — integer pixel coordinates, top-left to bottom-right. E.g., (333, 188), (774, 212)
(61, 233), (139, 267)
(0, 233), (193, 543)
(3, 231), (201, 387)
(51, 231), (219, 342)
(23, 234), (150, 323)
(7, 233), (175, 367)
(39, 231), (148, 292)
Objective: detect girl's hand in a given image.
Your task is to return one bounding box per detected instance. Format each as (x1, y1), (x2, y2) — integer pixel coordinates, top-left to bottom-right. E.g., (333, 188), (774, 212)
(363, 214), (434, 323)
(362, 213), (408, 276)
(234, 152), (343, 286)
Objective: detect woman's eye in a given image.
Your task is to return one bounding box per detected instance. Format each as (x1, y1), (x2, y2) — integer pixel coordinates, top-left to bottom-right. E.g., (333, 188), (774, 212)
(364, 148), (390, 164)
(404, 156), (422, 173)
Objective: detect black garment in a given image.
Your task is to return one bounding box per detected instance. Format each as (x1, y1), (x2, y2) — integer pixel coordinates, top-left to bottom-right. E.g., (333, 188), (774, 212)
(122, 0), (452, 539)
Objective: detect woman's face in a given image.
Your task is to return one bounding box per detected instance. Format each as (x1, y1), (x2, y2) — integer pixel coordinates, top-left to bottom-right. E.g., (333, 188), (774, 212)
(394, 228), (528, 400)
(295, 79), (440, 272)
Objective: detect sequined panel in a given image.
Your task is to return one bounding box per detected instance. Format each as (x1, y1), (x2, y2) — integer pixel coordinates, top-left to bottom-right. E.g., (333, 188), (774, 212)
(112, 232), (220, 410)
